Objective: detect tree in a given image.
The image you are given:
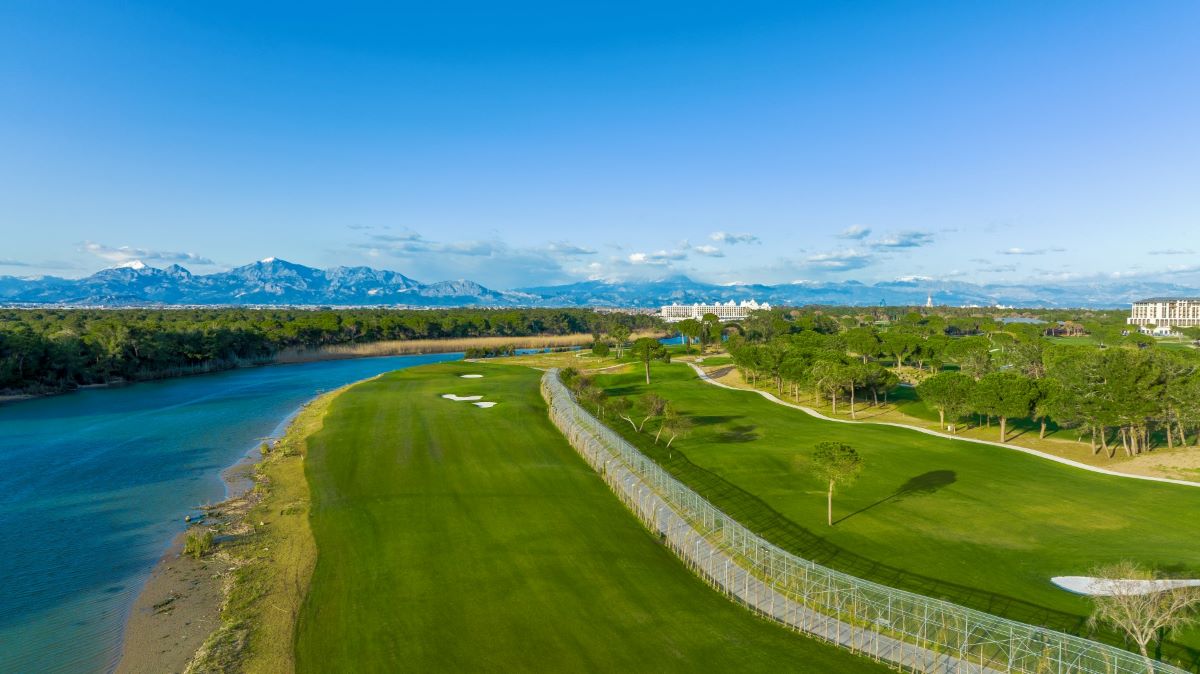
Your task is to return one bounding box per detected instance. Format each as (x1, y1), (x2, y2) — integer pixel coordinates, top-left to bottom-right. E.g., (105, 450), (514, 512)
(971, 371), (1038, 442)
(881, 330), (920, 368)
(700, 313), (722, 353)
(843, 327), (880, 364)
(620, 393), (667, 432)
(945, 336), (993, 379)
(676, 318), (701, 353)
(1088, 560), (1200, 668)
(608, 323), (632, 358)
(917, 371), (975, 433)
(810, 442), (864, 526)
(861, 362), (899, 406)
(658, 405), (693, 447)
(630, 337), (670, 384)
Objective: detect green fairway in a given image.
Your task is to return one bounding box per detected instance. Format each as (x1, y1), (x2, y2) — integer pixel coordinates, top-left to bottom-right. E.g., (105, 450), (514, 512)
(595, 363), (1200, 663)
(294, 362), (889, 672)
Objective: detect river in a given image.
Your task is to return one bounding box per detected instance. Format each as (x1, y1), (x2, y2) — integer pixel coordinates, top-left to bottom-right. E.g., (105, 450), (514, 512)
(0, 353), (460, 673)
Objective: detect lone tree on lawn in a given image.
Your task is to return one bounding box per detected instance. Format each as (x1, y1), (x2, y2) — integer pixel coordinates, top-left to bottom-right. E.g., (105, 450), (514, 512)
(917, 371), (975, 433)
(1088, 560), (1200, 668)
(608, 323), (631, 358)
(657, 405), (693, 447)
(810, 441), (864, 526)
(700, 312), (721, 352)
(971, 371), (1037, 443)
(676, 318), (701, 353)
(618, 393), (667, 432)
(630, 337), (670, 384)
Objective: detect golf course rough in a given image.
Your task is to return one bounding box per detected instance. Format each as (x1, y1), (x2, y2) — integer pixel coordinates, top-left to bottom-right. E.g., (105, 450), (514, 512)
(294, 361), (889, 673)
(593, 362), (1200, 660)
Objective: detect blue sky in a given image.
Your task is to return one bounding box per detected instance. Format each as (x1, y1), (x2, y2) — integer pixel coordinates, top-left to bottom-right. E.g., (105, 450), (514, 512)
(1, 1), (1198, 288)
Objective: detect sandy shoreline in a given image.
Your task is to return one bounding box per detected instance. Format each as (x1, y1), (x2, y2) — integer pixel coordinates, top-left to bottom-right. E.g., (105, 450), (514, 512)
(114, 438), (270, 671)
(116, 531), (232, 674)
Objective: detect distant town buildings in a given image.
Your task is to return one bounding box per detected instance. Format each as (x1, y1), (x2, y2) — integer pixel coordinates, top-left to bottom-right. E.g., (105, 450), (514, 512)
(660, 299), (770, 323)
(1127, 298), (1200, 335)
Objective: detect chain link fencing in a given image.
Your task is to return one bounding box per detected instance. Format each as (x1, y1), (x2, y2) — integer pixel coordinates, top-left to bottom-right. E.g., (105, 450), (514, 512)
(542, 368), (1183, 674)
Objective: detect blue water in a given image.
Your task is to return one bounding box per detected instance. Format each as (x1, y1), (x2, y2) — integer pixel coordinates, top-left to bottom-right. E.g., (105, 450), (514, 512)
(0, 353), (460, 673)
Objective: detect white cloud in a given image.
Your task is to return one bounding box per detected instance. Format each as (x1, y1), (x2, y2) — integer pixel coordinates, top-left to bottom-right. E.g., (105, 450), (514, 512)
(870, 231), (934, 249)
(628, 249), (688, 265)
(1149, 248), (1195, 256)
(998, 246), (1066, 256)
(81, 242), (215, 266)
(802, 249), (875, 271)
(710, 231), (760, 245)
(691, 244), (724, 257)
(546, 241), (597, 256)
(837, 225), (872, 240)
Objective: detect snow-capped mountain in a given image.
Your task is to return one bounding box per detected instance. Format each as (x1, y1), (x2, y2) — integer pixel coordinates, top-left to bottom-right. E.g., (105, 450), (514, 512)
(0, 258), (517, 306)
(0, 258), (1195, 308)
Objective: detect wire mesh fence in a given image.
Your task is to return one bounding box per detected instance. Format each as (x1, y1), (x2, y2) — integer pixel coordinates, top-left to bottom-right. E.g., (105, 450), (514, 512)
(541, 369), (1184, 674)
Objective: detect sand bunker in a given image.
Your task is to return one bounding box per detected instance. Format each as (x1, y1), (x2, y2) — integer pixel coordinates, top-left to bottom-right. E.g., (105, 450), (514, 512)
(1052, 576), (1200, 596)
(473, 402), (498, 408)
(441, 394), (483, 401)
(459, 374), (484, 378)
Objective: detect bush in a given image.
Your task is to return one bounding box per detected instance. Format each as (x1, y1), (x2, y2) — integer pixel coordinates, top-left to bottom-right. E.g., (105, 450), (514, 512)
(184, 529), (215, 559)
(591, 341), (611, 357)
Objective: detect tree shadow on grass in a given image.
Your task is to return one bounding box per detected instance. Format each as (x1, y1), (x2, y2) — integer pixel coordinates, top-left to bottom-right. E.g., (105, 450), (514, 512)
(689, 414), (742, 427)
(717, 424), (759, 443)
(606, 422), (1200, 670)
(834, 470), (956, 525)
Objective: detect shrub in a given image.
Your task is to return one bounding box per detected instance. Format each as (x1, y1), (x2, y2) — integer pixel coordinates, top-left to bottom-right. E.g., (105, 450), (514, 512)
(184, 529), (215, 559)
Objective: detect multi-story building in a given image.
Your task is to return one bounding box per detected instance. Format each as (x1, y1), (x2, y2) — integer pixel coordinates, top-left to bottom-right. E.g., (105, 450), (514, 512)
(660, 299), (770, 323)
(1127, 298), (1200, 334)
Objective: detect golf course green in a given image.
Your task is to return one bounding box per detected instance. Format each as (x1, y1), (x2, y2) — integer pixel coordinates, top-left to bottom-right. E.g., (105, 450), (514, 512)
(594, 362), (1200, 662)
(294, 361), (889, 672)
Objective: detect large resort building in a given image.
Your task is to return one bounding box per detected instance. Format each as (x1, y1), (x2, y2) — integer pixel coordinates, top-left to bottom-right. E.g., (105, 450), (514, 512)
(1127, 298), (1200, 335)
(660, 299), (770, 323)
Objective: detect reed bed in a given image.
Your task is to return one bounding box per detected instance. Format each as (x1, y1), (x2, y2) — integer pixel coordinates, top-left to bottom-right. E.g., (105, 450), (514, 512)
(274, 334), (597, 363)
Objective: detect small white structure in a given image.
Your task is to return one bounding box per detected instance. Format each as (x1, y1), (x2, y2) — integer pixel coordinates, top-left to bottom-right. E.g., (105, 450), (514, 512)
(1128, 297), (1200, 332)
(660, 299), (770, 323)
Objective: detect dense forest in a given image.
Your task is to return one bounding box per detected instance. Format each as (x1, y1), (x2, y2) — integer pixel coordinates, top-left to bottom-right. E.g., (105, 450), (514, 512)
(711, 307), (1200, 456)
(0, 308), (661, 395)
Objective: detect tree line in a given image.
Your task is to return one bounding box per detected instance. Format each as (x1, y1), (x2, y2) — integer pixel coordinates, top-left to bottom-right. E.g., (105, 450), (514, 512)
(727, 310), (1200, 454)
(0, 307), (660, 394)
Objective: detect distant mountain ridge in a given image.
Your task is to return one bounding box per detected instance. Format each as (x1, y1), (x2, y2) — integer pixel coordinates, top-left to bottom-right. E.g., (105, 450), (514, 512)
(0, 258), (1194, 308)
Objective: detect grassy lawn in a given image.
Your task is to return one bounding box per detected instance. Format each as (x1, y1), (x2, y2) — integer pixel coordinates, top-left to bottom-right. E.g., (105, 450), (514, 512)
(595, 362), (1200, 666)
(705, 358), (1193, 472)
(294, 361), (889, 672)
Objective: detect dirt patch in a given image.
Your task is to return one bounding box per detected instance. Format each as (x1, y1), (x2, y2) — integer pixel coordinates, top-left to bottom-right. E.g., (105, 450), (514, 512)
(1116, 449), (1200, 481)
(116, 535), (231, 674)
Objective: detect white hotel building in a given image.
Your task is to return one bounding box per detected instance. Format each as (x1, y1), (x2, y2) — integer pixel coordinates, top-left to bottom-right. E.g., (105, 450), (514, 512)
(660, 299), (770, 323)
(1127, 298), (1200, 334)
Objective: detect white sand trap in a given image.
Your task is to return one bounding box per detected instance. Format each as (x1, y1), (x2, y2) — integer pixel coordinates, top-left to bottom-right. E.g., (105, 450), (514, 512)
(1052, 576), (1200, 596)
(459, 374), (484, 378)
(441, 394), (483, 401)
(473, 401), (498, 408)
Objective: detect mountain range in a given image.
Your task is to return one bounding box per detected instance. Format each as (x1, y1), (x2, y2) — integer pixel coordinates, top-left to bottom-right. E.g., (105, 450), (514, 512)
(1, 258), (1194, 309)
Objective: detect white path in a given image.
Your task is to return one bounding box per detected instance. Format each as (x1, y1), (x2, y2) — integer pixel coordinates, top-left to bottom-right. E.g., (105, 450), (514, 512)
(687, 363), (1200, 490)
(545, 373), (1007, 673)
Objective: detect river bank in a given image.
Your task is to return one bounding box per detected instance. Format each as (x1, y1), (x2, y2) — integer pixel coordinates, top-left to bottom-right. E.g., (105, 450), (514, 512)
(116, 383), (346, 673)
(0, 333), (607, 406)
(0, 353), (459, 673)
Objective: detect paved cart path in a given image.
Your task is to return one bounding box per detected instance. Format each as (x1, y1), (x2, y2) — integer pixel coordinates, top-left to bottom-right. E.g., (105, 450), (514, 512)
(687, 362), (1200, 490)
(545, 372), (1016, 674)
